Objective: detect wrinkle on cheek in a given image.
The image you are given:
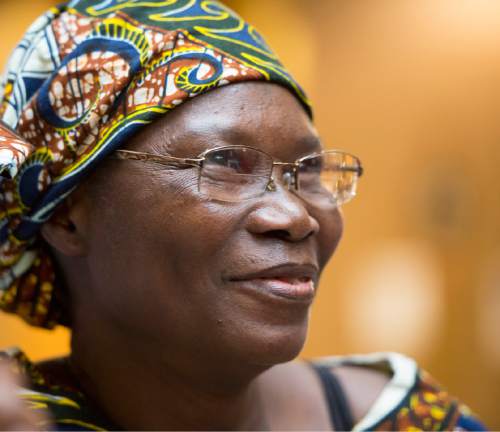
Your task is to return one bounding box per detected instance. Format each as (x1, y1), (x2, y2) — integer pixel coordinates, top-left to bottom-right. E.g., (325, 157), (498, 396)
(127, 165), (200, 202)
(168, 177), (200, 199)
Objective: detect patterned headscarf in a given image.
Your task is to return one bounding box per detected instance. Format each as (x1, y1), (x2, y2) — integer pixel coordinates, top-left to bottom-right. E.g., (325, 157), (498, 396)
(0, 0), (310, 328)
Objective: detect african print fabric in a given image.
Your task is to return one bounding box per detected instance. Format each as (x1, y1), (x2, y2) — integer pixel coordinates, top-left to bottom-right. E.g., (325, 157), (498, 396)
(315, 352), (487, 431)
(0, 0), (310, 328)
(0, 350), (488, 431)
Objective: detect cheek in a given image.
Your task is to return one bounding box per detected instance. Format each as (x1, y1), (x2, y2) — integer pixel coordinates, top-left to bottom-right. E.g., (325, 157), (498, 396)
(82, 171), (243, 339)
(156, 202), (238, 277)
(88, 169), (238, 292)
(315, 207), (344, 269)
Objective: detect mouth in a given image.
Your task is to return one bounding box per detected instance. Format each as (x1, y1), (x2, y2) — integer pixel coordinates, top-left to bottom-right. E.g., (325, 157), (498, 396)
(227, 264), (318, 303)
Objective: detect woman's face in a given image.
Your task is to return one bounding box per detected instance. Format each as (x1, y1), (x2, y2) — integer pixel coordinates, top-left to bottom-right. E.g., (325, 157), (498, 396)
(76, 82), (343, 368)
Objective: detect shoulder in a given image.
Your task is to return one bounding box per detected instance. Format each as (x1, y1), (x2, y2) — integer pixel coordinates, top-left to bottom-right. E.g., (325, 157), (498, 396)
(0, 347), (113, 431)
(315, 352), (488, 431)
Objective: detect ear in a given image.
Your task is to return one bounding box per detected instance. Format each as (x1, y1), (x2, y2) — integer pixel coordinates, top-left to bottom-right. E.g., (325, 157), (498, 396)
(41, 188), (89, 257)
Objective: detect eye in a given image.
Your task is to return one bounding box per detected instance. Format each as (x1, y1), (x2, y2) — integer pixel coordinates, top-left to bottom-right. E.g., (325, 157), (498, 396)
(205, 148), (270, 176)
(298, 155), (330, 196)
(211, 150), (241, 170)
(300, 155), (323, 173)
(199, 147), (273, 201)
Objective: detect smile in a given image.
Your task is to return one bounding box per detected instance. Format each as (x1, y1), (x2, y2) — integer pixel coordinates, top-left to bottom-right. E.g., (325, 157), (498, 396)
(240, 277), (315, 301)
(227, 264), (318, 303)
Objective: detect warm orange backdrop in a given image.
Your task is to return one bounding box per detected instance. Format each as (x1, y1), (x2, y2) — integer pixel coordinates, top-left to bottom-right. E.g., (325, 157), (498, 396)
(1, 0), (499, 428)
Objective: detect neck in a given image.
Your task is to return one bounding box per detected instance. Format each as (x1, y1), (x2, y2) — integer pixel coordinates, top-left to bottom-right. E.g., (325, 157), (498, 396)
(69, 319), (271, 430)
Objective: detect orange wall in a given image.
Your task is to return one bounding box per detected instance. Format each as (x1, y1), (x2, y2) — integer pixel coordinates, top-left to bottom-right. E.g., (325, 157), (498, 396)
(1, 0), (499, 427)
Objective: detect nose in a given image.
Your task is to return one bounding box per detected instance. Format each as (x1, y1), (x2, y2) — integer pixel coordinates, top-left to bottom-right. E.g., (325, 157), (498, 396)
(245, 187), (320, 242)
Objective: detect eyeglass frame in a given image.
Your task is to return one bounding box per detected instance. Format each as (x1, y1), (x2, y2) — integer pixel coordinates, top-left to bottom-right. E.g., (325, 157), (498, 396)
(113, 145), (364, 202)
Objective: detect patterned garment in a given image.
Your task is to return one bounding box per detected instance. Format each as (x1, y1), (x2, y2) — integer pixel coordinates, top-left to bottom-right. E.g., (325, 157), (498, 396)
(0, 0), (310, 328)
(316, 352), (488, 431)
(0, 349), (488, 431)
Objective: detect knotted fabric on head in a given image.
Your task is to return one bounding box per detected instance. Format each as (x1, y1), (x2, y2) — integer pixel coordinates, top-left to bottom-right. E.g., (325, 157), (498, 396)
(0, 0), (310, 328)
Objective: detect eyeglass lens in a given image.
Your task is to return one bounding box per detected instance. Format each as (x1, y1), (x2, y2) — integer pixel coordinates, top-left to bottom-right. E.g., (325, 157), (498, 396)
(199, 146), (360, 205)
(298, 152), (360, 206)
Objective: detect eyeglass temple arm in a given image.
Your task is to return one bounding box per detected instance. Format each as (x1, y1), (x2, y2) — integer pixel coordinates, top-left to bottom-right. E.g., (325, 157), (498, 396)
(114, 149), (203, 168)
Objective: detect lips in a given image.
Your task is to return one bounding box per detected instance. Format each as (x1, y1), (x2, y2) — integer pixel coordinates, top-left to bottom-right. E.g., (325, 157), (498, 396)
(227, 264), (318, 302)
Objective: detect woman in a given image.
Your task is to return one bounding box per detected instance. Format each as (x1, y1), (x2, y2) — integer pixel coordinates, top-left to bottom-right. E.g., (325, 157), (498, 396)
(0, 1), (487, 430)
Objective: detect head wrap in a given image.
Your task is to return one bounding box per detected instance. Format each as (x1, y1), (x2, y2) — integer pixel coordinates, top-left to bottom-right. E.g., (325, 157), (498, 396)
(0, 0), (310, 328)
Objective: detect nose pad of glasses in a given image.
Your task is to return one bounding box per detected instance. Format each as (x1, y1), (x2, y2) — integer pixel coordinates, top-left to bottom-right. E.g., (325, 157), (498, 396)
(266, 177), (277, 192)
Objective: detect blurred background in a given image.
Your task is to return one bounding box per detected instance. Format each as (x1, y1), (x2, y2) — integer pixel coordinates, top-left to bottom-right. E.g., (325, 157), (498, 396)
(1, 0), (499, 427)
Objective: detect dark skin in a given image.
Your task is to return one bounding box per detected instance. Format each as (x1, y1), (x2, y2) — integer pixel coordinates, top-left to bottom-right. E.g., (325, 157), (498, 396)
(37, 82), (390, 430)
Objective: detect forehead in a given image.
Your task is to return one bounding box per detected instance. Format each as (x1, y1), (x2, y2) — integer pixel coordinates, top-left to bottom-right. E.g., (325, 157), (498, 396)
(126, 82), (321, 159)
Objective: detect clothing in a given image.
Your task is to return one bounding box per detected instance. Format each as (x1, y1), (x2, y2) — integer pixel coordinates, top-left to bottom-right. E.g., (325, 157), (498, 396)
(311, 353), (487, 431)
(311, 363), (354, 430)
(0, 348), (487, 431)
(0, 0), (309, 328)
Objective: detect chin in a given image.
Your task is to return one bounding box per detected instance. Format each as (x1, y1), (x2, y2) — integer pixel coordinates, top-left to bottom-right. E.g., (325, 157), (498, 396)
(202, 289), (314, 370)
(234, 316), (310, 367)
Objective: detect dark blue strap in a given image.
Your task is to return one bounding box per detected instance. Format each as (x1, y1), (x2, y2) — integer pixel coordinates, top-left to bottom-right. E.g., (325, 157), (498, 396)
(310, 363), (354, 431)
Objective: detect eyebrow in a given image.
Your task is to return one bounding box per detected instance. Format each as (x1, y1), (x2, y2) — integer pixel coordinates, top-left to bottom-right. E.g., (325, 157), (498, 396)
(210, 127), (323, 155)
(154, 122), (323, 158)
(295, 135), (323, 154)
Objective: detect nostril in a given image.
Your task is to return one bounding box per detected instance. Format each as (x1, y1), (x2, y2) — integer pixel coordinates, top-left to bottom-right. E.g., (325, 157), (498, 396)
(245, 195), (320, 242)
(264, 229), (291, 240)
(271, 227), (317, 242)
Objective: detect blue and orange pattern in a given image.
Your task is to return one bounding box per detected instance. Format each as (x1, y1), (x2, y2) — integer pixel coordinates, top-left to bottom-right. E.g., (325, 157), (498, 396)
(0, 0), (310, 328)
(369, 370), (487, 431)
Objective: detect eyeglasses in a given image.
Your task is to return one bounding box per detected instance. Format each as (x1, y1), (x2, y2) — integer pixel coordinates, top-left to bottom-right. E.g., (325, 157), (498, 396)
(114, 145), (363, 206)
